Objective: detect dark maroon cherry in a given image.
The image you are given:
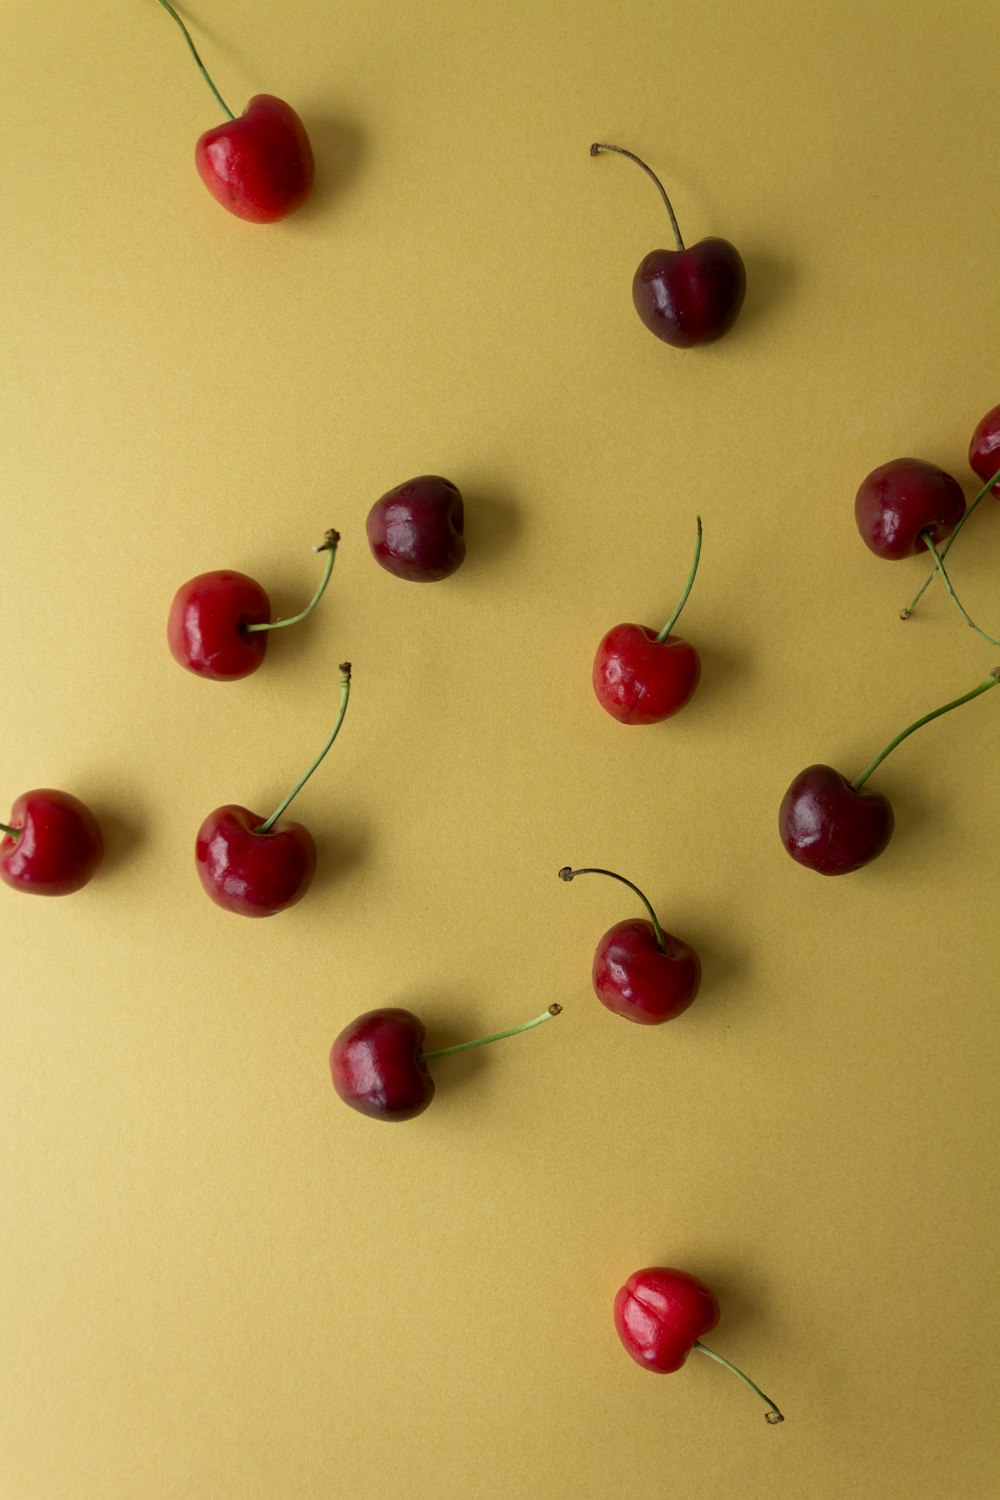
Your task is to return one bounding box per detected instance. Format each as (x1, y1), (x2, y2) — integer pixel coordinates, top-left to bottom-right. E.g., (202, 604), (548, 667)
(590, 144), (746, 348)
(969, 404), (1000, 499)
(854, 458), (965, 560)
(366, 476), (465, 582)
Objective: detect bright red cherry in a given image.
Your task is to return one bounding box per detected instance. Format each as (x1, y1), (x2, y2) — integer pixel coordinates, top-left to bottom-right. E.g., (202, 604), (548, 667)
(614, 1266), (784, 1423)
(331, 1004), (563, 1122)
(0, 790), (104, 896)
(591, 144), (746, 348)
(196, 663), (351, 915)
(168, 531), (338, 681)
(559, 866), (700, 1023)
(366, 476), (466, 582)
(969, 403), (1000, 499)
(855, 457), (965, 560)
(593, 516), (702, 724)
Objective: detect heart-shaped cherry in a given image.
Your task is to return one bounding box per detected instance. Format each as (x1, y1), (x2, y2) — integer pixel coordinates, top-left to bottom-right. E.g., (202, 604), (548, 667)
(855, 458), (965, 561)
(155, 1), (314, 223)
(330, 1003), (563, 1121)
(590, 144), (746, 348)
(780, 667), (1000, 875)
(168, 530), (339, 680)
(593, 516), (702, 724)
(0, 789), (104, 896)
(558, 866), (700, 1023)
(365, 476), (465, 582)
(196, 663), (351, 914)
(614, 1266), (784, 1424)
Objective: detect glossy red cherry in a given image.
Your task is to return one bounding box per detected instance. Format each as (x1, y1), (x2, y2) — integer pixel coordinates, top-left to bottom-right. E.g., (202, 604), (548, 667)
(969, 403), (1000, 499)
(0, 790), (104, 896)
(331, 1004), (563, 1122)
(614, 1266), (783, 1423)
(854, 457), (965, 560)
(591, 144), (746, 348)
(366, 476), (465, 582)
(559, 867), (700, 1023)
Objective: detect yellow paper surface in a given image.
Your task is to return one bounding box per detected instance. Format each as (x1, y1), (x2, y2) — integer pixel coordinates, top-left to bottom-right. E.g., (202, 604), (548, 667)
(2, 2), (999, 1496)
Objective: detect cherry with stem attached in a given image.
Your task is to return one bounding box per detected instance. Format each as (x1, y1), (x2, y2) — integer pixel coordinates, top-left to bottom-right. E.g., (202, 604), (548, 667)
(559, 866), (700, 1023)
(779, 667), (1000, 875)
(153, 0), (314, 223)
(593, 515), (702, 724)
(898, 465), (1000, 642)
(330, 1003), (563, 1121)
(590, 144), (746, 348)
(196, 663), (352, 915)
(0, 790), (104, 896)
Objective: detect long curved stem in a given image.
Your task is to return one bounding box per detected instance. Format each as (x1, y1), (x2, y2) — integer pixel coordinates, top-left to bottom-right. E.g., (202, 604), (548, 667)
(153, 0), (235, 120)
(246, 531), (340, 635)
(851, 668), (1000, 791)
(558, 866), (666, 952)
(920, 535), (1000, 648)
(419, 1004), (562, 1061)
(256, 664), (351, 833)
(693, 1342), (784, 1424)
(656, 515), (702, 642)
(590, 143), (685, 251)
(901, 466), (1000, 619)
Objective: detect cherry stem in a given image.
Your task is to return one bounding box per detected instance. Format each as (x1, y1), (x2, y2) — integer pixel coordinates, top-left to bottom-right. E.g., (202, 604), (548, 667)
(656, 515), (702, 643)
(918, 535), (1000, 648)
(851, 667), (1000, 791)
(590, 143), (685, 251)
(153, 0), (235, 121)
(246, 531), (340, 635)
(255, 663), (352, 833)
(419, 1004), (562, 1062)
(901, 466), (1000, 620)
(558, 866), (666, 953)
(693, 1342), (784, 1424)
(0, 821), (19, 840)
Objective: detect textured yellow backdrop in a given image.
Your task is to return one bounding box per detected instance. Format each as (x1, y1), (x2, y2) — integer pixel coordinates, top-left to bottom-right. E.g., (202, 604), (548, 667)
(2, 2), (998, 1497)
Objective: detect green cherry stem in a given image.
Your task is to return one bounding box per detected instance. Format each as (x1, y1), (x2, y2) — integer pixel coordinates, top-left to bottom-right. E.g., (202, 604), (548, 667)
(419, 1004), (562, 1062)
(153, 0), (235, 121)
(558, 866), (666, 952)
(656, 516), (702, 643)
(246, 530), (340, 635)
(919, 534), (1000, 648)
(901, 466), (1000, 620)
(851, 667), (1000, 791)
(693, 1342), (785, 1425)
(256, 663), (351, 834)
(0, 822), (19, 840)
(590, 143), (685, 251)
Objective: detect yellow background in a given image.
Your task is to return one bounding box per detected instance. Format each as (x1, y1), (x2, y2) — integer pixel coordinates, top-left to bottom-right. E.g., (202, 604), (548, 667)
(2, 2), (999, 1496)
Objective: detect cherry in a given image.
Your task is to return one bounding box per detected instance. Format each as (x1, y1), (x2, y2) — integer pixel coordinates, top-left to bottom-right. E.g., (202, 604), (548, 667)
(590, 144), (746, 348)
(196, 663), (351, 915)
(154, 1), (314, 223)
(168, 530), (339, 680)
(780, 667), (1000, 875)
(593, 516), (702, 724)
(365, 476), (465, 582)
(614, 1266), (784, 1424)
(330, 1004), (562, 1121)
(854, 458), (965, 561)
(558, 866), (700, 1024)
(0, 790), (103, 896)
(969, 403), (1000, 498)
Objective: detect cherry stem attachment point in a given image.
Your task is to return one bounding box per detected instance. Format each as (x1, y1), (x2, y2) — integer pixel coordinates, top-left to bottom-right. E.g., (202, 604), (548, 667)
(153, 0), (235, 121)
(901, 466), (1000, 620)
(590, 143), (685, 251)
(851, 667), (1000, 791)
(693, 1342), (784, 1424)
(246, 530), (340, 635)
(558, 866), (666, 952)
(419, 1004), (562, 1062)
(256, 663), (351, 833)
(656, 515), (702, 643)
(919, 535), (1000, 648)
(0, 822), (19, 840)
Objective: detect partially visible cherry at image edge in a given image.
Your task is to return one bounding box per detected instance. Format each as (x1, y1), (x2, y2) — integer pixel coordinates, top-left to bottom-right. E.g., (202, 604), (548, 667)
(593, 515), (702, 724)
(590, 144), (746, 348)
(153, 0), (315, 222)
(366, 476), (466, 582)
(0, 789), (104, 896)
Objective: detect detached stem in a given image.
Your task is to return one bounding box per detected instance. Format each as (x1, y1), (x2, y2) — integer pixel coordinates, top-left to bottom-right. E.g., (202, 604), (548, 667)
(558, 866), (666, 952)
(851, 668), (1000, 791)
(920, 535), (1000, 648)
(693, 1342), (784, 1425)
(901, 466), (1000, 619)
(246, 531), (340, 635)
(656, 515), (702, 643)
(153, 0), (235, 120)
(419, 1004), (562, 1061)
(590, 143), (685, 251)
(256, 664), (351, 833)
